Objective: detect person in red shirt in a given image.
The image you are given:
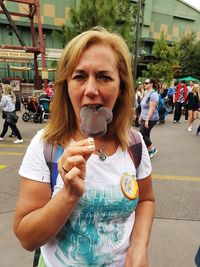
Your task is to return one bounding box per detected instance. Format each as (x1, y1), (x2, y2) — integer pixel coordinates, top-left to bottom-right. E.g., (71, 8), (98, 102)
(173, 80), (188, 123)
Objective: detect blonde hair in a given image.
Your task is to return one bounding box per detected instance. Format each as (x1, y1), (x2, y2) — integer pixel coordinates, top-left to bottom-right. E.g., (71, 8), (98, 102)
(43, 27), (134, 149)
(3, 84), (16, 102)
(192, 84), (200, 99)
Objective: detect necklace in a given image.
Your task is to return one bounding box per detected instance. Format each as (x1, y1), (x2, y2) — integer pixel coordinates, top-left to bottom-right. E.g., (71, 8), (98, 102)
(77, 130), (108, 161)
(95, 138), (108, 161)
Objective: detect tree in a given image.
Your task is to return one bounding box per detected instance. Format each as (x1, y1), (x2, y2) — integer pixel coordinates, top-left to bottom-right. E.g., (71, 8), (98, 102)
(53, 0), (137, 51)
(147, 33), (180, 83)
(178, 32), (200, 79)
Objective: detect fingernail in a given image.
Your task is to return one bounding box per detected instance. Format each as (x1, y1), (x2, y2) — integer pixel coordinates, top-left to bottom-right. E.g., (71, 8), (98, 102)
(88, 137), (94, 145)
(88, 144), (95, 150)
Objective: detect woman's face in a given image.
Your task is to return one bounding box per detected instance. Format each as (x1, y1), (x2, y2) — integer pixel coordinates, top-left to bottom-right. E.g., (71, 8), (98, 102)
(144, 79), (152, 90)
(67, 43), (120, 125)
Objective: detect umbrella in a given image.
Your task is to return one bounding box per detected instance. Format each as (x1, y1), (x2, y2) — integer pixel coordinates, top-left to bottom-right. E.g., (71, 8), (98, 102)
(178, 76), (200, 82)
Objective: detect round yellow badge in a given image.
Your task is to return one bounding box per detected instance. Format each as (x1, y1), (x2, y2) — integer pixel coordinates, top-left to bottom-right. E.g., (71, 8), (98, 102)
(120, 173), (139, 200)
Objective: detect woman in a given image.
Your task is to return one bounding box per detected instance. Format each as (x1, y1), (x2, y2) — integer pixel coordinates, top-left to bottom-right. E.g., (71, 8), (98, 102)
(134, 82), (144, 127)
(0, 84), (23, 143)
(13, 27), (155, 267)
(185, 84), (199, 132)
(139, 78), (159, 158)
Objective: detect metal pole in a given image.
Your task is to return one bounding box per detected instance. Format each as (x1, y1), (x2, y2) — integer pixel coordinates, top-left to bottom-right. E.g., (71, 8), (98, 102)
(0, 0), (26, 47)
(133, 0), (142, 85)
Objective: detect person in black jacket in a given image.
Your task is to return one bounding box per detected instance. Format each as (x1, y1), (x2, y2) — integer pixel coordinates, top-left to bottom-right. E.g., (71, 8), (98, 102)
(9, 92), (21, 137)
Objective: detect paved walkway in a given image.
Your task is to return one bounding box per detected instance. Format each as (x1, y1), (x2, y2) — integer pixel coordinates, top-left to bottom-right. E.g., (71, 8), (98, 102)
(0, 112), (200, 266)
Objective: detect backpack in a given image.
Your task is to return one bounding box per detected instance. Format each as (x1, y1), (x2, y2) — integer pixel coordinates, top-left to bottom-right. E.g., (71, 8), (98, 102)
(33, 129), (142, 267)
(147, 90), (167, 119)
(157, 95), (167, 118)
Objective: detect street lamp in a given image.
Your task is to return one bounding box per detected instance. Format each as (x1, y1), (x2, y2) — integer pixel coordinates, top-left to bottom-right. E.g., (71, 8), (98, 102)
(133, 0), (142, 85)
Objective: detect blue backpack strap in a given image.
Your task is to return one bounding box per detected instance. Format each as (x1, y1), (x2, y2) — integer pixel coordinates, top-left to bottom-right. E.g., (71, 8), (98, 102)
(43, 142), (64, 192)
(128, 128), (142, 177)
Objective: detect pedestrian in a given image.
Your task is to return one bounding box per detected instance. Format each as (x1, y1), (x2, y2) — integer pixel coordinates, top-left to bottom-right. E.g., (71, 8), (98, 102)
(139, 78), (159, 158)
(45, 81), (54, 99)
(160, 83), (168, 99)
(173, 80), (188, 123)
(13, 27), (155, 267)
(185, 84), (199, 132)
(0, 84), (23, 143)
(9, 91), (22, 137)
(184, 80), (194, 122)
(167, 80), (178, 112)
(187, 80), (194, 93)
(134, 81), (144, 127)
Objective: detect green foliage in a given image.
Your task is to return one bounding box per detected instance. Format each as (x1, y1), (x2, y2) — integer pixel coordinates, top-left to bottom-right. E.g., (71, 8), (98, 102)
(147, 33), (180, 83)
(53, 0), (137, 51)
(178, 32), (200, 79)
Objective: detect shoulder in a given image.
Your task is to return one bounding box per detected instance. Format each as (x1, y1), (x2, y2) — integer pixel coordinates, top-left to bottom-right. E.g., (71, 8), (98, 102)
(2, 95), (8, 100)
(150, 90), (159, 101)
(29, 129), (45, 148)
(19, 128), (50, 182)
(129, 128), (142, 144)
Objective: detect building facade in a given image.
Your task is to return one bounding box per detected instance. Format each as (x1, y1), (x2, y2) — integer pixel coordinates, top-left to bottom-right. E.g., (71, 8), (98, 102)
(141, 0), (200, 54)
(0, 0), (199, 90)
(0, 0), (78, 84)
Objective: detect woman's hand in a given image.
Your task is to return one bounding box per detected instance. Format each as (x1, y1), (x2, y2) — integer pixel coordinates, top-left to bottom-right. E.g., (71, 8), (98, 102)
(57, 137), (95, 198)
(125, 245), (148, 267)
(144, 120), (149, 128)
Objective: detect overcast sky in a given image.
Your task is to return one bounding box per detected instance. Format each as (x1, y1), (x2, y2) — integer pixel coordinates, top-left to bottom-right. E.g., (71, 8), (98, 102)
(183, 0), (200, 10)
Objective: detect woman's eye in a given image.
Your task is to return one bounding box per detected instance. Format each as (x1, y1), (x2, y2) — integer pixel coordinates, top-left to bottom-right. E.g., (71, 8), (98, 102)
(72, 74), (85, 80)
(98, 75), (112, 81)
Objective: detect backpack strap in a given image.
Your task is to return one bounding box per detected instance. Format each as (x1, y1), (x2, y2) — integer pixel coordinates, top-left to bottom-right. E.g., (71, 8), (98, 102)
(128, 128), (142, 177)
(44, 130), (142, 190)
(43, 142), (64, 192)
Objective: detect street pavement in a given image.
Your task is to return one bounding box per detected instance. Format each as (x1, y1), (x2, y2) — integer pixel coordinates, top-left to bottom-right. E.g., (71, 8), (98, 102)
(0, 111), (200, 267)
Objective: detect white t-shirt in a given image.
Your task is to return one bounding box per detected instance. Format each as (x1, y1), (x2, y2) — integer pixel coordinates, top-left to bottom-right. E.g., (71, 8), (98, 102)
(19, 130), (152, 267)
(0, 94), (15, 112)
(187, 85), (193, 93)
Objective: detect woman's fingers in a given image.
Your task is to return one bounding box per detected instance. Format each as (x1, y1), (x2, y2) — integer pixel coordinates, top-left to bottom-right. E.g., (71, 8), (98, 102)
(58, 155), (86, 175)
(69, 137), (94, 147)
(59, 138), (95, 170)
(64, 167), (84, 181)
(57, 137), (95, 197)
(62, 166), (85, 197)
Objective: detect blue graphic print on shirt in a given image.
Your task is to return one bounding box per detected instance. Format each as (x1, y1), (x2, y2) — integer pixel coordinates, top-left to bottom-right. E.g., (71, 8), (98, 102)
(54, 178), (139, 266)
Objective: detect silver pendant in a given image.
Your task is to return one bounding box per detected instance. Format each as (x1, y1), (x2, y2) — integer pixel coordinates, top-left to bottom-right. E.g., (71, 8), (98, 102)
(98, 150), (107, 161)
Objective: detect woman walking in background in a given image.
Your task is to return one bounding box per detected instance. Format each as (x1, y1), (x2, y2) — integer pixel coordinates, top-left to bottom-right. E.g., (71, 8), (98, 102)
(185, 84), (200, 132)
(0, 84), (23, 143)
(139, 78), (159, 158)
(134, 82), (144, 127)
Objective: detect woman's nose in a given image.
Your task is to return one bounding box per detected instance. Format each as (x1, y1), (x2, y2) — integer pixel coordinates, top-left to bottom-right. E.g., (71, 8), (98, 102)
(84, 77), (99, 97)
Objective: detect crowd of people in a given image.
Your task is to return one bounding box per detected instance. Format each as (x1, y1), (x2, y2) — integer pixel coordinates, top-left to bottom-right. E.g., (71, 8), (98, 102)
(134, 78), (200, 145)
(0, 80), (54, 142)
